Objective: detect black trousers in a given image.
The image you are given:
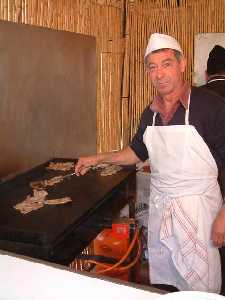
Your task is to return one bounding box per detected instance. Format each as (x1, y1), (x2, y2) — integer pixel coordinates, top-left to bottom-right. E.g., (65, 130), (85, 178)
(151, 284), (179, 292)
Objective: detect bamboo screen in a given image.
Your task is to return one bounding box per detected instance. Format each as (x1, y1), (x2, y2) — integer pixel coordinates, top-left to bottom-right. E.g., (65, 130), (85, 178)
(0, 0), (124, 153)
(127, 0), (225, 139)
(0, 0), (225, 152)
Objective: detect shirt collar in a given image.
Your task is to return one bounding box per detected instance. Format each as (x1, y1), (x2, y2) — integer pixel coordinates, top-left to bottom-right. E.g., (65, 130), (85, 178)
(207, 74), (225, 83)
(150, 81), (191, 113)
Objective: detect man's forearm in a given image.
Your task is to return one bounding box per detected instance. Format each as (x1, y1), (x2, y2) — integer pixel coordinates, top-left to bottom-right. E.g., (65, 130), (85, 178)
(75, 146), (141, 176)
(95, 146), (141, 166)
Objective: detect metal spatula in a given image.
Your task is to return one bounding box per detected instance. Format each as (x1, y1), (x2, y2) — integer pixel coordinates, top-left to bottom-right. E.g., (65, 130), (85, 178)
(62, 172), (76, 179)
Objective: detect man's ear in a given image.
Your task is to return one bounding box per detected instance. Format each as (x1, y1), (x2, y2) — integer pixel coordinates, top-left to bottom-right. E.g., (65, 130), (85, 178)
(205, 70), (209, 82)
(179, 56), (187, 73)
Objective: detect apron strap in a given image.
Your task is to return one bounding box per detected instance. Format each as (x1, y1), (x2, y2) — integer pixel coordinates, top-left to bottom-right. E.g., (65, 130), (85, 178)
(152, 112), (157, 126)
(185, 94), (191, 125)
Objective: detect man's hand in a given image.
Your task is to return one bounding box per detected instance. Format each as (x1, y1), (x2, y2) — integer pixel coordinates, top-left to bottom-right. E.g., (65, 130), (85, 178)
(75, 155), (99, 176)
(75, 147), (141, 176)
(211, 205), (225, 247)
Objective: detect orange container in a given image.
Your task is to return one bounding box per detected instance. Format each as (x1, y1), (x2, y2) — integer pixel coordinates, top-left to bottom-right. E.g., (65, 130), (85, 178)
(93, 228), (130, 280)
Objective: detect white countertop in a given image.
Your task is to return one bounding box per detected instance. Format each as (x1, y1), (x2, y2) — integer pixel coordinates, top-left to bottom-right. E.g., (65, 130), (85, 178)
(0, 250), (160, 300)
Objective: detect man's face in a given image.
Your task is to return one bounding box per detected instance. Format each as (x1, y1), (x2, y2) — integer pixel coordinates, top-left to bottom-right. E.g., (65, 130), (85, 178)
(146, 49), (186, 96)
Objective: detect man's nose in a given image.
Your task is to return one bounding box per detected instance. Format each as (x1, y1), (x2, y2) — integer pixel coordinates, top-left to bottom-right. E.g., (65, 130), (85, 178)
(156, 67), (164, 78)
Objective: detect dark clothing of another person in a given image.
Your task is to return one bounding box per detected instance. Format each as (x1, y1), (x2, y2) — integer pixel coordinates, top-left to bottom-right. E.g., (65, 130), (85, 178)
(202, 75), (225, 99)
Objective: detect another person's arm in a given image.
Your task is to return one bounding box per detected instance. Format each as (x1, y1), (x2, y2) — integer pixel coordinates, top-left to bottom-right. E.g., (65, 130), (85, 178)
(75, 146), (141, 176)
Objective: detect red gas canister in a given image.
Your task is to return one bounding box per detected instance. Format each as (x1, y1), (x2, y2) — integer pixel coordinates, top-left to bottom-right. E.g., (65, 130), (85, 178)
(93, 226), (130, 280)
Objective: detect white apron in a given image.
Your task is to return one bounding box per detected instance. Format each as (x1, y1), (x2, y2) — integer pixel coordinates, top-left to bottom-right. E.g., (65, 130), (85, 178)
(143, 95), (223, 292)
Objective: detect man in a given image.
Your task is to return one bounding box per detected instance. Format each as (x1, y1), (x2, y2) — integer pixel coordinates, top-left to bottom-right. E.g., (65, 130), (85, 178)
(75, 33), (225, 293)
(201, 44), (225, 295)
(202, 44), (225, 98)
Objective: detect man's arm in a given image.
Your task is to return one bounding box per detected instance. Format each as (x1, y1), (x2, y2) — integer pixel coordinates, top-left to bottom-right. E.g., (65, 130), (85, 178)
(75, 146), (141, 176)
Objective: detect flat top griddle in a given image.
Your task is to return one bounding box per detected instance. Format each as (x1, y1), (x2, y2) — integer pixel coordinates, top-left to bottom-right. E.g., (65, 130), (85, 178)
(0, 158), (135, 263)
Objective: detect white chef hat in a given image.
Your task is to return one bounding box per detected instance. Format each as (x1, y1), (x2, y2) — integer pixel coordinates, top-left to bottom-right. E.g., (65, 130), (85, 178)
(144, 33), (183, 60)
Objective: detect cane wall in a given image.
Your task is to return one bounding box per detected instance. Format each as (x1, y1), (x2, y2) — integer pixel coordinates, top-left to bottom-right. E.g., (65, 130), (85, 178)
(0, 0), (224, 153)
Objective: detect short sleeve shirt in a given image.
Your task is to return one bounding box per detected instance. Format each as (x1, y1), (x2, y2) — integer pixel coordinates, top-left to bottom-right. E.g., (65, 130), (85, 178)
(130, 86), (225, 170)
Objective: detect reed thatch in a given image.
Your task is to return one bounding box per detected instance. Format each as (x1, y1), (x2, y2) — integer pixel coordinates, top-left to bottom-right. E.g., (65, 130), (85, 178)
(126, 0), (225, 139)
(0, 0), (225, 152)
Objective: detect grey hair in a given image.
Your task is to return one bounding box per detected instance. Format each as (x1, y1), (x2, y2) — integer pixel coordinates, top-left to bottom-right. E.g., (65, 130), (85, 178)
(144, 48), (183, 66)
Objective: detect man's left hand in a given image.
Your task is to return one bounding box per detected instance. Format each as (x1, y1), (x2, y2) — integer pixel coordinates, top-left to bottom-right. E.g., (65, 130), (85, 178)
(212, 205), (225, 247)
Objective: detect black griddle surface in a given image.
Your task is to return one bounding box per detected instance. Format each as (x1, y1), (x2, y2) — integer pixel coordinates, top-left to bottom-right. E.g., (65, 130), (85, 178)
(0, 158), (135, 249)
